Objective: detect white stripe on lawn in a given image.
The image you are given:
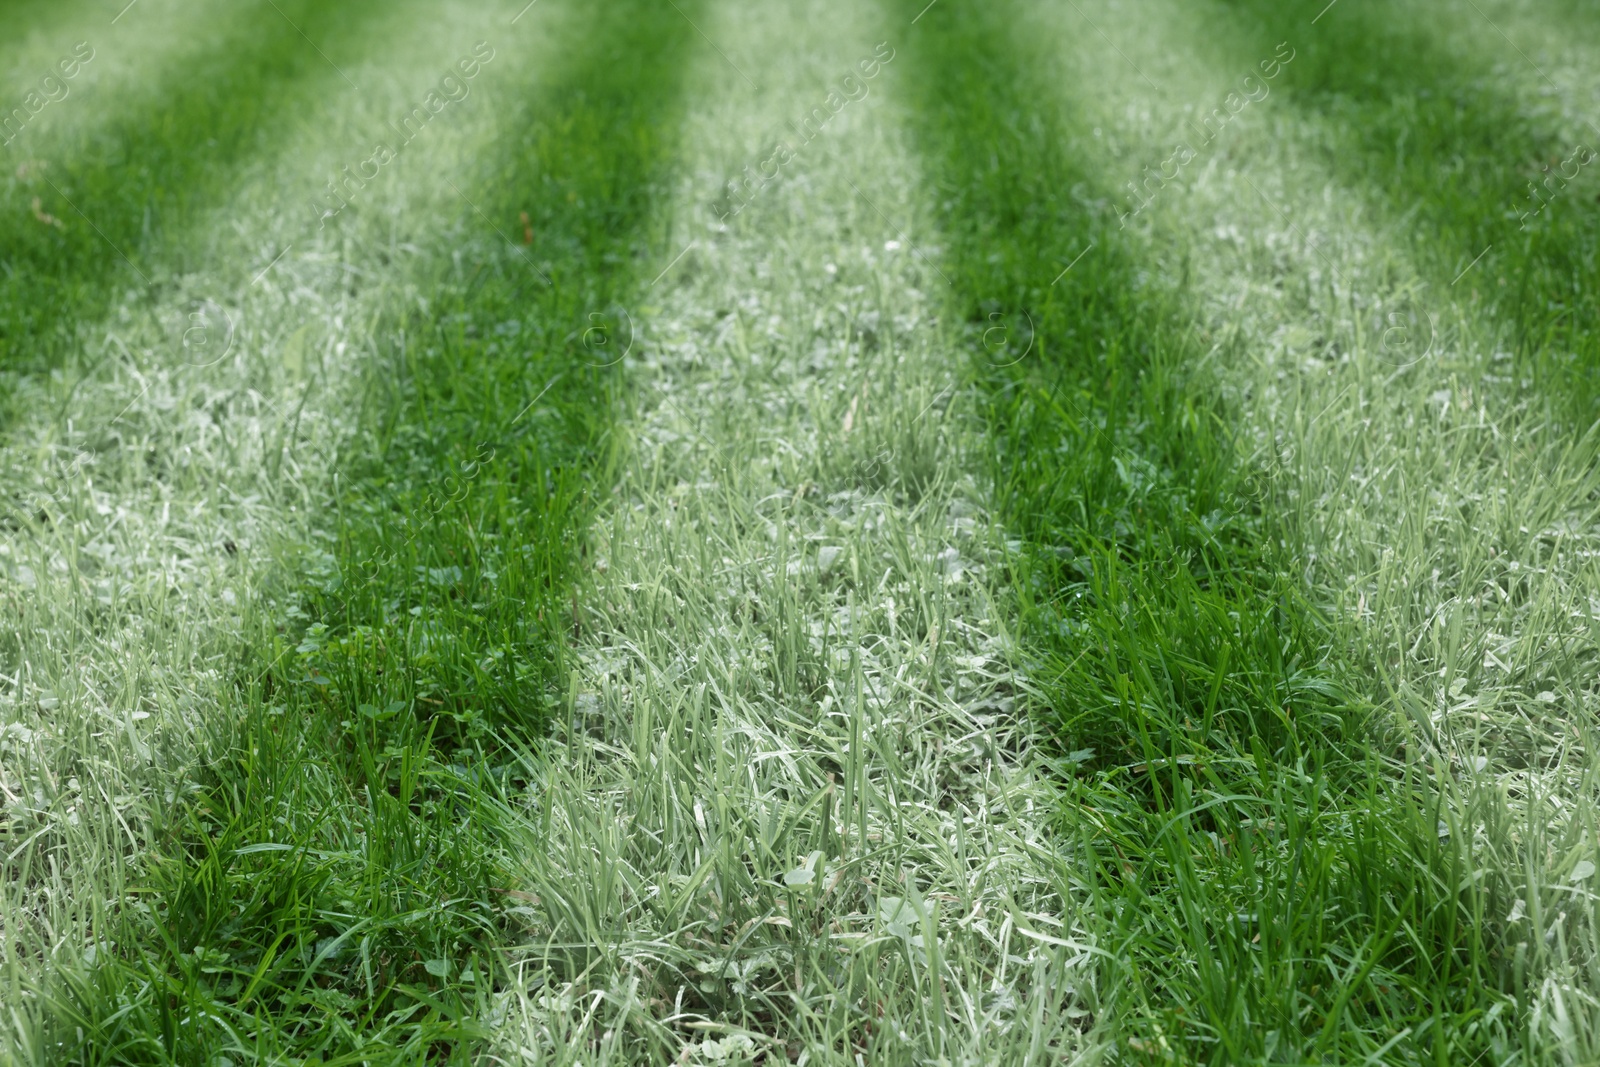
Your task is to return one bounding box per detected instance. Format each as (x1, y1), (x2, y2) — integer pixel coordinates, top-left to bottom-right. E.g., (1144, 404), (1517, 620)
(493, 0), (1093, 1062)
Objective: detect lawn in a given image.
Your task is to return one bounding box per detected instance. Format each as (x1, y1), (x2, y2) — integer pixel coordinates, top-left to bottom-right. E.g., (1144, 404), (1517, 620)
(1, 0), (1597, 1064)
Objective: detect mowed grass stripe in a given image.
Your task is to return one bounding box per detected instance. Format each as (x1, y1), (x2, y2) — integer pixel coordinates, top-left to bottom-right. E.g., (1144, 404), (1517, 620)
(1, 1), (563, 1054)
(21, 1), (698, 1062)
(473, 0), (1096, 1058)
(1216, 0), (1600, 426)
(1096, 2), (1600, 1051)
(0, 0), (411, 398)
(3, 0), (526, 1057)
(977, 0), (1600, 1054)
(1180, 1), (1600, 1053)
(899, 0), (1535, 1058)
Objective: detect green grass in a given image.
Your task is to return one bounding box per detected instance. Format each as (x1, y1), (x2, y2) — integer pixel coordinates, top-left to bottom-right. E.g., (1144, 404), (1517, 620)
(0, 0), (408, 406)
(3, 0), (1600, 1061)
(1212, 0), (1600, 426)
(899, 0), (1571, 1059)
(457, 4), (1105, 1060)
(5, 0), (696, 1062)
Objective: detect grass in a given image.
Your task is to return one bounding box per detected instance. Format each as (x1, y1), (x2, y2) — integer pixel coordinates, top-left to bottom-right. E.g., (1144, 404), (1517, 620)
(5, 0), (700, 1061)
(1261, 0), (1600, 426)
(2, 0), (1600, 1062)
(1134, 5), (1600, 1056)
(901, 0), (1600, 1060)
(0, 0), (413, 409)
(0, 1), (496, 1055)
(471, 3), (1098, 1061)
